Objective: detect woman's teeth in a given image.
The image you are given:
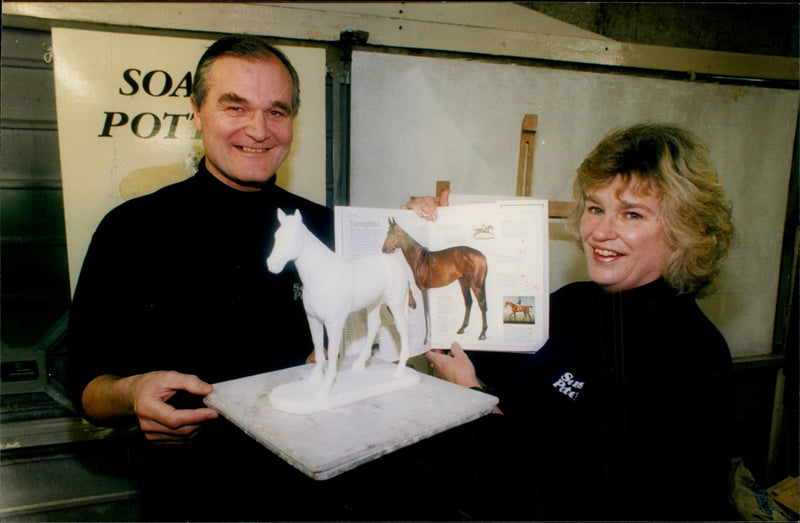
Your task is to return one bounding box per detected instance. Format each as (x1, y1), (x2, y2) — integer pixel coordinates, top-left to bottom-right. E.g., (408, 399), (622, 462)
(594, 247), (618, 257)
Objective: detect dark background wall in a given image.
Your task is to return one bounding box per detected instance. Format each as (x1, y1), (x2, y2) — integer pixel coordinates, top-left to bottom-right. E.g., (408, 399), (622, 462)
(521, 2), (798, 57)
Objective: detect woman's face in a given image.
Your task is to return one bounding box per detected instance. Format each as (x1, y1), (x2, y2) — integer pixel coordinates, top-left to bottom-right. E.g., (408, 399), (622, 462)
(580, 175), (672, 293)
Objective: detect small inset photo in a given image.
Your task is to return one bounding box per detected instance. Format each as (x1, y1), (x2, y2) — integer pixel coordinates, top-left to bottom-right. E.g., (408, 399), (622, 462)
(503, 296), (535, 324)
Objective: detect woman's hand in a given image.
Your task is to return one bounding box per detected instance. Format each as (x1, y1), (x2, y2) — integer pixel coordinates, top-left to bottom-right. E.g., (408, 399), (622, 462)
(402, 188), (450, 221)
(424, 342), (481, 388)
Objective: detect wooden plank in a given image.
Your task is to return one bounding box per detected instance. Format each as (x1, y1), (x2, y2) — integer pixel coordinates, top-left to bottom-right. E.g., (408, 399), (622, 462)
(436, 180), (450, 200)
(732, 354), (787, 370)
(3, 2), (796, 81)
(516, 114), (537, 197)
(548, 200), (572, 219)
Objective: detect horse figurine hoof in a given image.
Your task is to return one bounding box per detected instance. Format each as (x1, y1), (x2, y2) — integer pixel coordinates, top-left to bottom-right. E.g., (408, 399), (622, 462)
(308, 365), (324, 383)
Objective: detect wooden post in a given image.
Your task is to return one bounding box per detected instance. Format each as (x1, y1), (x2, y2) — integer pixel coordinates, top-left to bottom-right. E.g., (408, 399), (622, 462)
(436, 180), (450, 200)
(548, 201), (572, 219)
(516, 114), (537, 197)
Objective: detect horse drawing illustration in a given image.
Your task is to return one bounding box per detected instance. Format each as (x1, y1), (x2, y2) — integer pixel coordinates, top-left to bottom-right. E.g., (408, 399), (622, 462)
(267, 209), (411, 397)
(382, 217), (488, 344)
(505, 300), (533, 322)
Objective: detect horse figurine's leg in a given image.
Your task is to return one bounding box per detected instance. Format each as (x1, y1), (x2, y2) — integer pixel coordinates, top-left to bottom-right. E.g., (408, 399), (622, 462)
(381, 274), (411, 377)
(317, 317), (345, 398)
(352, 304), (380, 372)
(456, 278), (473, 335)
(306, 315), (326, 383)
(393, 303), (410, 378)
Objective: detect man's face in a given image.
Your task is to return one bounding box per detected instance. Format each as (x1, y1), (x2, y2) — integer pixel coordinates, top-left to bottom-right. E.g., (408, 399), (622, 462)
(192, 55), (294, 191)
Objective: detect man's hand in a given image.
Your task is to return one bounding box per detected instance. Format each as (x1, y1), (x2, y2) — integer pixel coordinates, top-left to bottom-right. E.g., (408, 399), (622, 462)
(424, 342), (481, 388)
(82, 371), (219, 443)
(128, 371), (219, 443)
(402, 188), (450, 221)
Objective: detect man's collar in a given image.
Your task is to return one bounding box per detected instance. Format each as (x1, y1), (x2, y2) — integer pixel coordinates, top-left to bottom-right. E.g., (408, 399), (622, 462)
(196, 157), (278, 191)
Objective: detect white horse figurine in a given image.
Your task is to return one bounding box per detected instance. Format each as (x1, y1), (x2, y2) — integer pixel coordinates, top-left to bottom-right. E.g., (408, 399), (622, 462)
(267, 209), (411, 397)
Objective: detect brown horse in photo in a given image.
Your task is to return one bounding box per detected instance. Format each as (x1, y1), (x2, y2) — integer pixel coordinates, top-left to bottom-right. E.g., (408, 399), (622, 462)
(382, 218), (488, 344)
(505, 300), (533, 322)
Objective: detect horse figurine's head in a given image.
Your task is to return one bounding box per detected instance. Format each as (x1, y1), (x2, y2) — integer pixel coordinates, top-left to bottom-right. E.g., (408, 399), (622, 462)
(381, 217), (403, 254)
(267, 208), (305, 274)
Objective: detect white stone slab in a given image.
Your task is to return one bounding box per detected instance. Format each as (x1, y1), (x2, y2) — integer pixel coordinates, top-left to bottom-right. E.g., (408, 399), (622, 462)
(203, 357), (497, 480)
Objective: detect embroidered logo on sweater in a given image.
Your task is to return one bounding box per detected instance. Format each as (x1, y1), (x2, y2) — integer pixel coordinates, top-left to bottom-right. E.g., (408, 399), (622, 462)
(552, 371), (584, 400)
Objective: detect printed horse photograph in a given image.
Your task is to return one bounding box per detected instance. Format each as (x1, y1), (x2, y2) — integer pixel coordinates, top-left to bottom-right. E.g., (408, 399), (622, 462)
(503, 297), (535, 324)
(382, 217), (488, 344)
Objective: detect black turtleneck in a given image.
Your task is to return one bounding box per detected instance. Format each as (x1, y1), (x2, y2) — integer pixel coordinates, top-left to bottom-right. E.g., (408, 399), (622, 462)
(67, 161), (333, 407)
(473, 278), (735, 520)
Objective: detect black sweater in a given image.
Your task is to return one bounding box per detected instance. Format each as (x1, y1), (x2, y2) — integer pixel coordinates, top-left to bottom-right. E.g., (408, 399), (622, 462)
(474, 278), (735, 520)
(67, 161), (333, 409)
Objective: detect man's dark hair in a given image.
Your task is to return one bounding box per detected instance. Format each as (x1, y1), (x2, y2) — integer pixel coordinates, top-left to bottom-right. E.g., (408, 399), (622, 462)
(192, 35), (300, 115)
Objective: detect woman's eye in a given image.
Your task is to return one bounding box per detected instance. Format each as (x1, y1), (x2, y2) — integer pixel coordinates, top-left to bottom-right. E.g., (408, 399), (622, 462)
(624, 212), (642, 220)
(587, 206), (603, 215)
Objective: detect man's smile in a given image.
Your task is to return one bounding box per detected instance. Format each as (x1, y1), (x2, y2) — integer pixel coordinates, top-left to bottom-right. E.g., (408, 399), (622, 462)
(238, 145), (269, 153)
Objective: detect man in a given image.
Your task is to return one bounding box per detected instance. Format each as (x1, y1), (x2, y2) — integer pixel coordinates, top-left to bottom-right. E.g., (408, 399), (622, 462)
(67, 35), (334, 520)
(70, 35), (520, 521)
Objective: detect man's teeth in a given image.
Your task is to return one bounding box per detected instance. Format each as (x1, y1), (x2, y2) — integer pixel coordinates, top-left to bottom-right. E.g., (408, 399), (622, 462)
(241, 146), (267, 153)
(594, 248), (619, 257)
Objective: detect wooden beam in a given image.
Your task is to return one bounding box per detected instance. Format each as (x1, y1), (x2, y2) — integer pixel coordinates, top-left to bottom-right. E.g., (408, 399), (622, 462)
(435, 180), (450, 201)
(3, 2), (796, 82)
(548, 201), (572, 219)
(516, 114), (537, 197)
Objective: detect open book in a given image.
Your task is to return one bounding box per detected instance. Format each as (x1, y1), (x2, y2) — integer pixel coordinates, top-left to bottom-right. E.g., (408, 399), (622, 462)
(334, 199), (549, 361)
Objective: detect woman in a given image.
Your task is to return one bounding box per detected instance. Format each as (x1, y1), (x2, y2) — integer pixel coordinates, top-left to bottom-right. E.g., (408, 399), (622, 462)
(408, 123), (736, 520)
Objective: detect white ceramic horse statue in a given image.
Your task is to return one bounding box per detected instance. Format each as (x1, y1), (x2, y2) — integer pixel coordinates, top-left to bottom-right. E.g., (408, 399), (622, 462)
(267, 209), (411, 397)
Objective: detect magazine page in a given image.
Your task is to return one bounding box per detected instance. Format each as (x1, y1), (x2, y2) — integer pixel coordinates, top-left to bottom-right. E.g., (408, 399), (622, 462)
(424, 201), (549, 352)
(334, 202), (549, 360)
(448, 193), (532, 205)
(335, 207), (430, 361)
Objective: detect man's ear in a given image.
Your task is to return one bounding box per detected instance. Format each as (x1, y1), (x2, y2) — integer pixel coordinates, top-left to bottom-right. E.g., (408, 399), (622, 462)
(190, 95), (202, 133)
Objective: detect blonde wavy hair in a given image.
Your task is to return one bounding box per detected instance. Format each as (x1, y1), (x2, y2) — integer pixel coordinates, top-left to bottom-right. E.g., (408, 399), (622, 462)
(565, 124), (734, 296)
